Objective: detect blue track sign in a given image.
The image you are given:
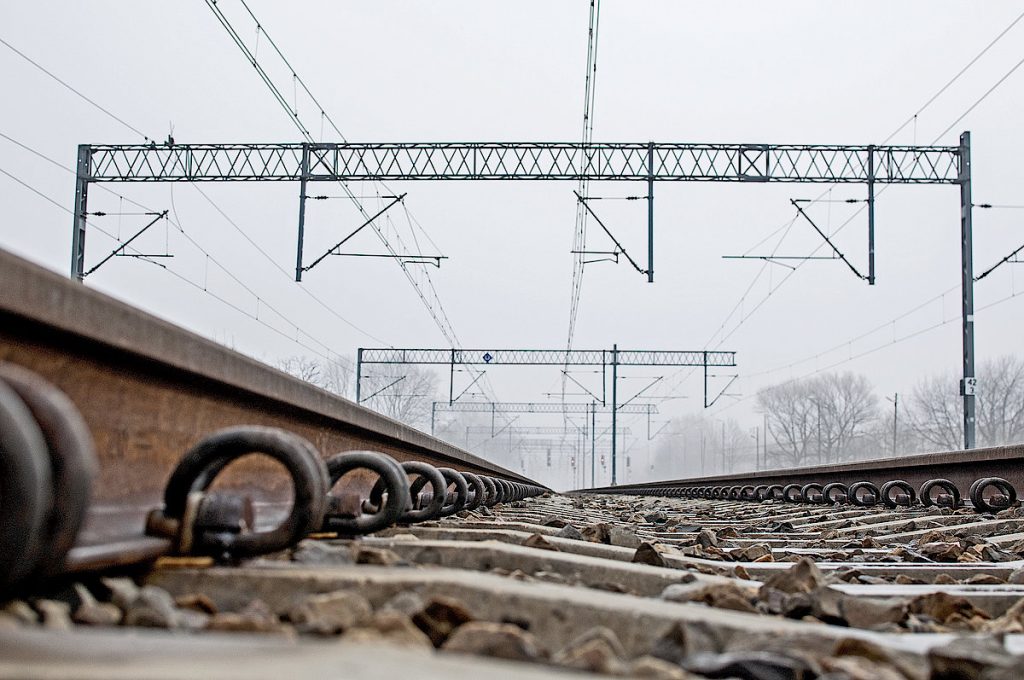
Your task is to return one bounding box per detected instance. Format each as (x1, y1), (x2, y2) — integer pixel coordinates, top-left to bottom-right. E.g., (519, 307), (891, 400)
(482, 352), (493, 364)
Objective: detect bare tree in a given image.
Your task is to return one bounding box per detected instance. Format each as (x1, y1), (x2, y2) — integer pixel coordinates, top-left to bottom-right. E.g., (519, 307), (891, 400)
(814, 373), (879, 462)
(907, 355), (1024, 449)
(758, 372), (878, 466)
(758, 380), (817, 467)
(277, 355), (354, 399)
(978, 355), (1024, 446)
(277, 355), (322, 384)
(905, 373), (962, 450)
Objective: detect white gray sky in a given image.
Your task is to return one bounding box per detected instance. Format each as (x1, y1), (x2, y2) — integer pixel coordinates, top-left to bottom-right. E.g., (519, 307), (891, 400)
(2, 2), (1023, 490)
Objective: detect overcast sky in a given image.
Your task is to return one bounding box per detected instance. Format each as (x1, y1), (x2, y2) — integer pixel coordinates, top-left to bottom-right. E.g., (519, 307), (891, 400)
(2, 2), (1023, 489)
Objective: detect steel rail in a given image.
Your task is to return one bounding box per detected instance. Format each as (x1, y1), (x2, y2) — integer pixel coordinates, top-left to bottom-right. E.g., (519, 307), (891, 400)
(0, 248), (540, 539)
(581, 445), (1024, 509)
(584, 445), (1024, 493)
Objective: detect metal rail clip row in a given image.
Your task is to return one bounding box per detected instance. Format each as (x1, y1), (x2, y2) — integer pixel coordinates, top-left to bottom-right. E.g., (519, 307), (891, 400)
(0, 363), (544, 600)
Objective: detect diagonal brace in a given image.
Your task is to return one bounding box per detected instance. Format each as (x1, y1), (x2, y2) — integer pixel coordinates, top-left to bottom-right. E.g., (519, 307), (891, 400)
(790, 199), (867, 282)
(574, 191), (648, 276)
(301, 193), (407, 275)
(83, 211), (169, 278)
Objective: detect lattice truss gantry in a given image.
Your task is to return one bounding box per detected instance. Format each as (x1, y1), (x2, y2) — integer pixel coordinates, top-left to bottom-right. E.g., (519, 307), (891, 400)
(70, 134), (977, 451)
(83, 142), (960, 183)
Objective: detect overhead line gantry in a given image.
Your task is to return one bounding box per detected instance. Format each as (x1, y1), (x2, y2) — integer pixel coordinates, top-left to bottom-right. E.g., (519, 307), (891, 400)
(69, 135), (977, 450)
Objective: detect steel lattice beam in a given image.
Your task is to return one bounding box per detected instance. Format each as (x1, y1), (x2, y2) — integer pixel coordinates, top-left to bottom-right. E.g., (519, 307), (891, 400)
(465, 426), (631, 436)
(359, 348), (736, 367)
(433, 401), (657, 415)
(82, 142), (960, 183)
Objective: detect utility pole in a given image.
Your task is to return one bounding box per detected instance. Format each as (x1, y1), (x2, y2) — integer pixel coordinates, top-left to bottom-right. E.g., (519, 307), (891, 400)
(816, 402), (823, 465)
(892, 393), (899, 456)
(591, 401), (596, 488)
(610, 344), (619, 485)
(763, 413), (768, 469)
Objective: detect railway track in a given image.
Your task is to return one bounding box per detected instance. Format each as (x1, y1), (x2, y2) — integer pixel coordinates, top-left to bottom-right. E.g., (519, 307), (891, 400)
(3, 246), (1024, 678)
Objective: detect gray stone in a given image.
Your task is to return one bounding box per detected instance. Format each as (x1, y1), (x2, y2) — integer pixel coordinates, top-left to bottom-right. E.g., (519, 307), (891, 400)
(290, 540), (355, 565)
(919, 541), (962, 561)
(207, 599), (285, 634)
(758, 557), (824, 596)
(123, 585), (180, 629)
(838, 595), (907, 630)
(342, 611), (433, 648)
(441, 621), (545, 662)
(696, 529), (719, 549)
(820, 655), (906, 680)
(287, 589), (372, 635)
(907, 591), (988, 626)
(663, 582), (757, 613)
(554, 524), (584, 541)
(175, 593), (218, 615)
(651, 622), (721, 665)
(730, 543), (772, 562)
(522, 533), (560, 552)
(634, 542), (681, 568)
(3, 600), (38, 625)
(660, 581), (707, 603)
(555, 637), (624, 674)
(354, 546), (402, 566)
(1006, 567), (1024, 584)
(540, 514), (567, 528)
(581, 523), (612, 544)
(683, 651), (816, 680)
(928, 636), (1017, 678)
(73, 600), (122, 626)
(380, 591), (426, 618)
(411, 595), (474, 646)
(555, 625), (626, 661)
(630, 656), (695, 679)
(35, 600), (72, 630)
(610, 527), (642, 549)
(101, 577), (140, 610)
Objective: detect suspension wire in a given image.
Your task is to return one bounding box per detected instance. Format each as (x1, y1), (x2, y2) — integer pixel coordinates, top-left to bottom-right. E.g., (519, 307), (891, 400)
(207, 0), (511, 423)
(0, 163), (345, 366)
(651, 12), (1024, 413)
(565, 0), (602, 355)
(561, 0), (602, 447)
(205, 1), (459, 341)
(0, 36), (151, 142)
(714, 286), (1024, 416)
(0, 129), (390, 347)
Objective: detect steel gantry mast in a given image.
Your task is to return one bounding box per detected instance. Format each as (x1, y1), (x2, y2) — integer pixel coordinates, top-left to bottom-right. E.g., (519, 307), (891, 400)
(70, 135), (976, 449)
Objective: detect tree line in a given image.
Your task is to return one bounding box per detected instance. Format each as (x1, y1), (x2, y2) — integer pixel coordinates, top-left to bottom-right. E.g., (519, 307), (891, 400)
(756, 355), (1024, 466)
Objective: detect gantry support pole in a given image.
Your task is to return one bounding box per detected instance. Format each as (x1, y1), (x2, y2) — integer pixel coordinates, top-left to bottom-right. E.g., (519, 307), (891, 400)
(959, 132), (976, 449)
(591, 401), (596, 487)
(70, 145), (92, 281)
(647, 141), (655, 283)
(867, 145), (876, 286)
(354, 348), (364, 403)
(449, 349), (456, 406)
(295, 143), (310, 282)
(610, 343), (619, 486)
